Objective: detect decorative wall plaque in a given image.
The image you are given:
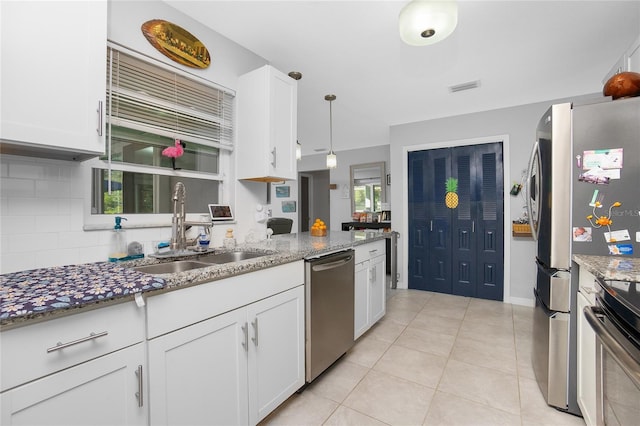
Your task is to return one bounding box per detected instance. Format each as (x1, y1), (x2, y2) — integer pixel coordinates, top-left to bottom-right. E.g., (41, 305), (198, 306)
(141, 19), (211, 69)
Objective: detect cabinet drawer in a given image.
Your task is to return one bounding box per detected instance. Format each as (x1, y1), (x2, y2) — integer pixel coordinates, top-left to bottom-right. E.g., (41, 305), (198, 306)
(355, 239), (386, 264)
(1, 301), (144, 392)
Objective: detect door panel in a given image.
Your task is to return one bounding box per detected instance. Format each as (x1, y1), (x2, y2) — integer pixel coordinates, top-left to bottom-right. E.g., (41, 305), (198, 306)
(427, 150), (452, 294)
(408, 151), (429, 290)
(408, 142), (504, 301)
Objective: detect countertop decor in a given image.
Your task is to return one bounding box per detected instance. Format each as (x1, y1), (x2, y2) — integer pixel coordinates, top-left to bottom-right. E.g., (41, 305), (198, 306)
(1, 262), (165, 326)
(573, 254), (640, 282)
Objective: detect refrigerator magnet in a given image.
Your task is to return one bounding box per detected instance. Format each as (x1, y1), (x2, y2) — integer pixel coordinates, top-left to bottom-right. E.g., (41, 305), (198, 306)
(608, 244), (634, 255)
(573, 227), (592, 242)
(604, 229), (631, 243)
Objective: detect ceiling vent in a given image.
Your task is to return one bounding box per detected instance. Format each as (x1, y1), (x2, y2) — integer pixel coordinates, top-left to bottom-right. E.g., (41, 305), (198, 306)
(449, 80), (481, 93)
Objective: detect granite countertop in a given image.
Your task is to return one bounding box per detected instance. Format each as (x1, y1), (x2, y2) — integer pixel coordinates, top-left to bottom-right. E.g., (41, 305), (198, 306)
(0, 230), (386, 328)
(573, 254), (640, 282)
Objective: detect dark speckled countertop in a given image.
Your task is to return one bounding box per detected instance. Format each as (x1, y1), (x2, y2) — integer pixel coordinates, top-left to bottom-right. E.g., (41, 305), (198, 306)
(0, 231), (386, 328)
(573, 254), (640, 282)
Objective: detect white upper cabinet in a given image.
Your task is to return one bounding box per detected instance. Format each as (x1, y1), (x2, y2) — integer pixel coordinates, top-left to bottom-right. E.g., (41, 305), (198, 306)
(0, 1), (107, 161)
(236, 65), (298, 182)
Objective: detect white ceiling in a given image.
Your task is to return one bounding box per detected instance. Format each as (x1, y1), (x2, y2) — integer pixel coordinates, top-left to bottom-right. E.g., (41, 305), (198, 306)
(165, 1), (640, 156)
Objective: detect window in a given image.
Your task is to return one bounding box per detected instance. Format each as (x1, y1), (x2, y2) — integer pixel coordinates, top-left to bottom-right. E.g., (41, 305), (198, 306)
(89, 46), (234, 218)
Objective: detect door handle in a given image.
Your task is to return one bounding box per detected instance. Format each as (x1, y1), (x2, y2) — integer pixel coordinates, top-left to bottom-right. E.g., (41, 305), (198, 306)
(135, 365), (143, 407)
(47, 331), (108, 353)
(251, 318), (259, 347)
(241, 323), (248, 351)
(96, 101), (103, 136)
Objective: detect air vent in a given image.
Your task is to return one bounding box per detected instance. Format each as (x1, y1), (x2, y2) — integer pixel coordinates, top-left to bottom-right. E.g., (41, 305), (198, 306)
(449, 80), (481, 93)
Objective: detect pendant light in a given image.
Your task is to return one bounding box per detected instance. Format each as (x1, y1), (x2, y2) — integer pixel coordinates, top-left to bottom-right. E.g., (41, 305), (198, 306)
(399, 0), (458, 46)
(325, 94), (337, 169)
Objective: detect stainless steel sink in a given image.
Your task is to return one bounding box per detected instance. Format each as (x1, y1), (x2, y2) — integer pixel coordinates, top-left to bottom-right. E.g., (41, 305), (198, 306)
(197, 251), (270, 264)
(132, 260), (211, 275)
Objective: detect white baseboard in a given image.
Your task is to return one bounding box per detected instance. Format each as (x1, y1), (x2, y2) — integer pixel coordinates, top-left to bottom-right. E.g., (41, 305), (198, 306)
(509, 296), (535, 307)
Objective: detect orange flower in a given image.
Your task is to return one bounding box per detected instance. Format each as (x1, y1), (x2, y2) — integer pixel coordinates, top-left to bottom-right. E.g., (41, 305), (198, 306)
(595, 216), (612, 226)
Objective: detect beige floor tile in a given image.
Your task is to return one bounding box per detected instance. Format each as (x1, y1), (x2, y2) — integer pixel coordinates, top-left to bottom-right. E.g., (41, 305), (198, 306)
(449, 335), (517, 374)
(410, 310), (464, 336)
(306, 360), (369, 403)
(344, 335), (391, 368)
(519, 376), (585, 426)
(421, 303), (468, 321)
(423, 391), (521, 426)
(387, 295), (429, 313)
(438, 359), (521, 415)
(259, 391), (338, 426)
(463, 306), (515, 329)
(373, 344), (447, 388)
(458, 319), (515, 350)
(382, 306), (420, 326)
(363, 319), (406, 343)
(427, 293), (470, 308)
(323, 405), (387, 426)
(395, 325), (456, 358)
(343, 369), (435, 426)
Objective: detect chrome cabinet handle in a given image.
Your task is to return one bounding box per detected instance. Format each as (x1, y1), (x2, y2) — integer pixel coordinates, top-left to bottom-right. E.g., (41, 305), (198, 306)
(96, 101), (103, 136)
(251, 318), (259, 347)
(241, 323), (248, 351)
(472, 221), (475, 233)
(135, 365), (143, 407)
(430, 220), (433, 232)
(271, 147), (277, 168)
(47, 331), (108, 353)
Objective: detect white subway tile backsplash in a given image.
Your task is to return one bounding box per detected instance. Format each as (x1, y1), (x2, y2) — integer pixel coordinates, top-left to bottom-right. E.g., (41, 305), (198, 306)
(34, 248), (80, 269)
(35, 179), (70, 199)
(58, 230), (100, 249)
(9, 162), (59, 180)
(0, 178), (35, 198)
(35, 215), (71, 233)
(1, 252), (37, 274)
(1, 215), (36, 235)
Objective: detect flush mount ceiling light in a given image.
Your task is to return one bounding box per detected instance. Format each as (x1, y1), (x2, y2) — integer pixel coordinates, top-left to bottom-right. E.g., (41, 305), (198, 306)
(399, 0), (458, 46)
(325, 94), (337, 169)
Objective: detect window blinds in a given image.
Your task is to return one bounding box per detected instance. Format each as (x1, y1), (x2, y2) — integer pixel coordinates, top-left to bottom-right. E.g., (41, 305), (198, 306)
(106, 47), (233, 151)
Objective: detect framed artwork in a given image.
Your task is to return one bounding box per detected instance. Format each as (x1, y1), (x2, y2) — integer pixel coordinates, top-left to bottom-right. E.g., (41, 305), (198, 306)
(275, 186), (290, 198)
(282, 201), (296, 213)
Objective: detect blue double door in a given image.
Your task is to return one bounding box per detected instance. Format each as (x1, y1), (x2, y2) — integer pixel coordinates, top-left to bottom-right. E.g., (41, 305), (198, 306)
(408, 142), (504, 301)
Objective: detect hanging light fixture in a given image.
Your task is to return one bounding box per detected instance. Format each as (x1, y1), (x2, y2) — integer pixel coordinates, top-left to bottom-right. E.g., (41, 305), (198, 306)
(399, 0), (458, 46)
(325, 94), (337, 169)
(296, 140), (302, 160)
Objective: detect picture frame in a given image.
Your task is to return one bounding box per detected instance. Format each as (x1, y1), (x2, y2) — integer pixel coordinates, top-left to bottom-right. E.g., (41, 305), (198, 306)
(282, 201), (296, 213)
(275, 186), (290, 198)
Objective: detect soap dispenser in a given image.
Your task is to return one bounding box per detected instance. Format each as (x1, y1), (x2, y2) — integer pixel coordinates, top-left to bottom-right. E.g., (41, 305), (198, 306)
(108, 216), (128, 262)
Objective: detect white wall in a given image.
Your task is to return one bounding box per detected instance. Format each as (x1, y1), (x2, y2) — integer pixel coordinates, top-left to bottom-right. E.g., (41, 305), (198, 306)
(389, 94), (600, 305)
(298, 145), (390, 231)
(0, 0), (272, 274)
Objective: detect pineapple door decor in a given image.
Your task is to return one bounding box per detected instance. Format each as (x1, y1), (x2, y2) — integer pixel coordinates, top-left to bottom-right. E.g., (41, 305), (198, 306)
(445, 177), (459, 209)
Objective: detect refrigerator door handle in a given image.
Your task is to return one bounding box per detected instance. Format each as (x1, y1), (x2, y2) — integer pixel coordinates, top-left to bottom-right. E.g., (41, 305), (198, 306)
(526, 140), (540, 241)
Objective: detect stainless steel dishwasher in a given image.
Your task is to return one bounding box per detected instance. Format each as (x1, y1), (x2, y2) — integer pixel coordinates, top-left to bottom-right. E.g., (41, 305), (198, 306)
(304, 249), (355, 382)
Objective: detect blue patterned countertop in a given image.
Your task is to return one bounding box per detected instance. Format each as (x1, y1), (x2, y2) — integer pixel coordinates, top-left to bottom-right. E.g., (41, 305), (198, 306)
(0, 231), (387, 328)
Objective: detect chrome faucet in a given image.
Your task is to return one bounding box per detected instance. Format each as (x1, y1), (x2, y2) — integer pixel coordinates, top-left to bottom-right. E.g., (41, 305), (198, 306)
(170, 182), (187, 251)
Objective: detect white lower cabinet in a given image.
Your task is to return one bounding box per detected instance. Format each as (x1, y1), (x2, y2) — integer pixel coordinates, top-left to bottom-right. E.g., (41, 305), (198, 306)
(148, 285), (305, 426)
(0, 343), (147, 425)
(354, 240), (387, 340)
(577, 268), (598, 426)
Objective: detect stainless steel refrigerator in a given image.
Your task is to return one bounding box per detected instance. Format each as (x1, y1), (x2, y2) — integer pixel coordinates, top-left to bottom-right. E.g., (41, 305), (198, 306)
(526, 96), (640, 415)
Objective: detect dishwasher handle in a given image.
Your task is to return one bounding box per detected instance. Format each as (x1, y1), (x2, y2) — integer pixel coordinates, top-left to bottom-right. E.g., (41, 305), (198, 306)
(311, 255), (353, 272)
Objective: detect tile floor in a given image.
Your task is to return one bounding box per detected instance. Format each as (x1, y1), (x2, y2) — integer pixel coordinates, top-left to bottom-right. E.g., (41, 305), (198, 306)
(260, 286), (587, 426)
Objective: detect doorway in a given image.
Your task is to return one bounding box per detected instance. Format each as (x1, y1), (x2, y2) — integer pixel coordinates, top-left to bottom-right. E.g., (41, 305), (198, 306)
(298, 170), (330, 232)
(407, 142), (504, 301)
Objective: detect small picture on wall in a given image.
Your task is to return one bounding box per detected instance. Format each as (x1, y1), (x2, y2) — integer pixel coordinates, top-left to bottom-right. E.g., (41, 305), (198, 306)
(282, 201), (296, 213)
(275, 186), (290, 198)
